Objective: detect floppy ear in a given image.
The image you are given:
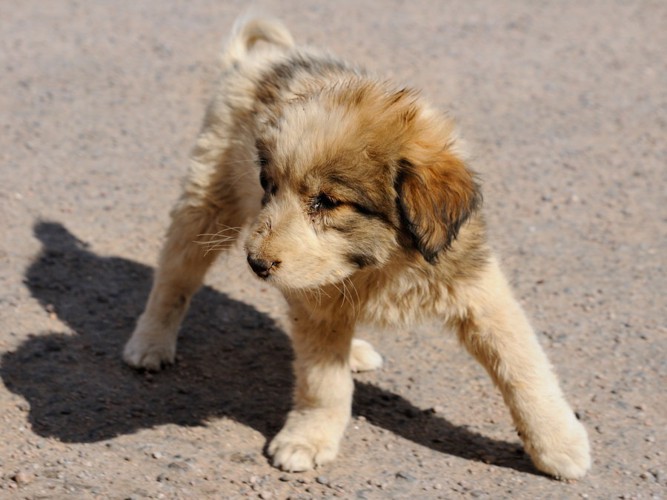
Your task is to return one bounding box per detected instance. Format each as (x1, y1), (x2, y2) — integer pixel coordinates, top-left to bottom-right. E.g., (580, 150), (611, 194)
(396, 151), (481, 264)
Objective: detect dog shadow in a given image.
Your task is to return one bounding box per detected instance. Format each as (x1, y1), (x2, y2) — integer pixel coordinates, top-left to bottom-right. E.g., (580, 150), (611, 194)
(1, 221), (535, 474)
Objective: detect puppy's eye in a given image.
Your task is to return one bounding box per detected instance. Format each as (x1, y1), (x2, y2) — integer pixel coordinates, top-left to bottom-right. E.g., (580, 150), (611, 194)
(259, 170), (270, 191)
(257, 151), (269, 168)
(259, 172), (278, 206)
(311, 193), (340, 212)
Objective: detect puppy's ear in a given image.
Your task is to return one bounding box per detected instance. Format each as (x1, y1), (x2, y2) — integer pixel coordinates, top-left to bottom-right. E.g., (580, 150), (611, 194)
(396, 150), (481, 263)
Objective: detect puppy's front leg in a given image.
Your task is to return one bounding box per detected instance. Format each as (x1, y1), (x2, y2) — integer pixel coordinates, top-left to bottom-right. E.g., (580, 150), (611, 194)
(458, 258), (591, 479)
(269, 302), (355, 472)
(123, 203), (227, 371)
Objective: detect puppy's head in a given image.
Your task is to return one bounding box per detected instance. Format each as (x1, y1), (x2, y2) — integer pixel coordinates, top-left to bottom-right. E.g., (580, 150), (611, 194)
(244, 82), (480, 290)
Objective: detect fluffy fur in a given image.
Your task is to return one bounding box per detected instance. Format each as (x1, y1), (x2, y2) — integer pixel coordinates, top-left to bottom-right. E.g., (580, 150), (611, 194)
(123, 18), (591, 479)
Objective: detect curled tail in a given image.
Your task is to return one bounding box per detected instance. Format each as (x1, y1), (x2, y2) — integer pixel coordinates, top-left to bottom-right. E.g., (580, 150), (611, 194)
(223, 16), (294, 65)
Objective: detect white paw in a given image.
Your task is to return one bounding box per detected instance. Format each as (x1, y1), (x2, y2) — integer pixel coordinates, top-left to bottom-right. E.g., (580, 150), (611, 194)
(349, 339), (383, 373)
(268, 429), (338, 472)
(123, 329), (176, 371)
(268, 410), (345, 472)
(526, 416), (591, 480)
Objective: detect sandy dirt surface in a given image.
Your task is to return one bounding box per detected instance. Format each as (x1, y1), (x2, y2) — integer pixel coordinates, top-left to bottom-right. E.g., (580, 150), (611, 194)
(1, 1), (666, 498)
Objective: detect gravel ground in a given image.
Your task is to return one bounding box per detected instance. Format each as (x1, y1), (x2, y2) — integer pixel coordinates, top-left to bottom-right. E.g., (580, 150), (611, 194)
(1, 1), (666, 498)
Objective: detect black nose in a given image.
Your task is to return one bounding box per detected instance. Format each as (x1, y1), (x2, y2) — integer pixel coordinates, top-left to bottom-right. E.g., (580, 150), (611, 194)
(247, 255), (279, 278)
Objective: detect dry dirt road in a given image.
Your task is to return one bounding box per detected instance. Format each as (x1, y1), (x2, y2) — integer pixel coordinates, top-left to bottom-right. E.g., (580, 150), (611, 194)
(1, 1), (665, 498)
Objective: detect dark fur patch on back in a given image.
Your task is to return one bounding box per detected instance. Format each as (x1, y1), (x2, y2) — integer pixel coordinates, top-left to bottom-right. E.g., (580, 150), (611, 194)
(255, 55), (348, 105)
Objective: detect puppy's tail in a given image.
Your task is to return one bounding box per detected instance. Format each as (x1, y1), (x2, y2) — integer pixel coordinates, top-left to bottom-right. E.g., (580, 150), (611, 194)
(222, 16), (294, 65)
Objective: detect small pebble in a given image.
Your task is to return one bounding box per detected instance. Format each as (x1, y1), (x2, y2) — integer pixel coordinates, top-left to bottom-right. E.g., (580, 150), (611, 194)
(12, 471), (32, 486)
(648, 469), (663, 482)
(167, 461), (191, 472)
(316, 476), (329, 486)
(395, 471), (417, 482)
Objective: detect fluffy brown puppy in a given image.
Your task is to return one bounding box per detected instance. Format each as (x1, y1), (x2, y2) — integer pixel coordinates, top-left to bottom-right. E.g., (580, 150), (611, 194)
(124, 18), (591, 479)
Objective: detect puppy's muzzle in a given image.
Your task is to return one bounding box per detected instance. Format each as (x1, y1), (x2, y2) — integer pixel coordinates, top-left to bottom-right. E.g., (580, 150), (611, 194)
(247, 254), (280, 278)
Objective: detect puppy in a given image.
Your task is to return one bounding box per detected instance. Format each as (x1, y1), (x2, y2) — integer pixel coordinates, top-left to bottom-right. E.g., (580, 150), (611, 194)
(124, 18), (591, 479)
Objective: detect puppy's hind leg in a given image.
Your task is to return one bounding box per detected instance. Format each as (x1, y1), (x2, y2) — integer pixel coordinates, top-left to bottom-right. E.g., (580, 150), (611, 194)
(456, 257), (591, 480)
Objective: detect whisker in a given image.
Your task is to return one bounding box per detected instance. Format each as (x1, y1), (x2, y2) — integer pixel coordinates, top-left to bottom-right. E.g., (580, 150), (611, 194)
(331, 281), (348, 310)
(200, 225), (242, 236)
(344, 277), (360, 316)
(192, 230), (240, 255)
(342, 280), (350, 310)
(193, 235), (237, 245)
